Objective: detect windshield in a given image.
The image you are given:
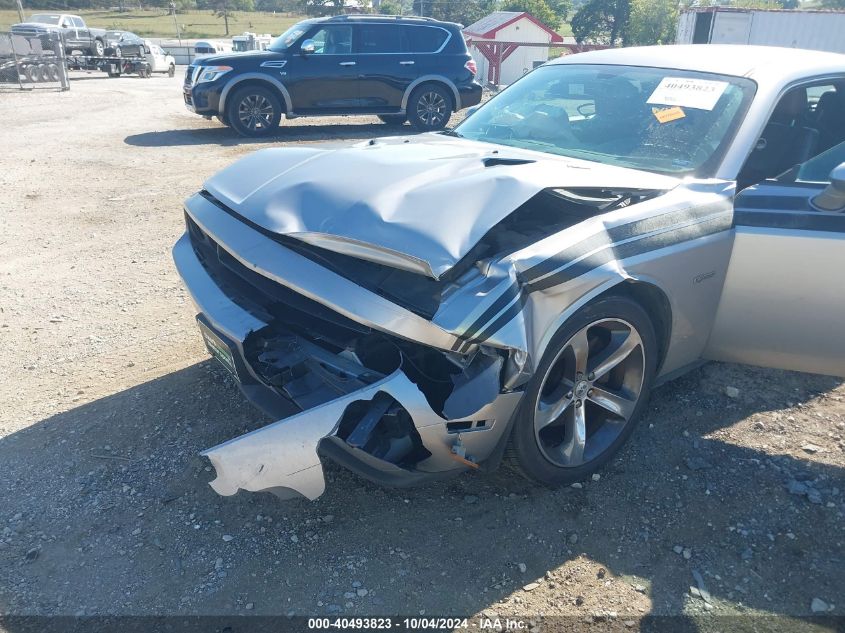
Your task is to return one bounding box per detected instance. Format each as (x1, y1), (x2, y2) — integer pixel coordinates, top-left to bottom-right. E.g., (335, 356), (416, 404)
(232, 40), (249, 52)
(455, 64), (756, 176)
(268, 23), (308, 52)
(28, 14), (61, 24)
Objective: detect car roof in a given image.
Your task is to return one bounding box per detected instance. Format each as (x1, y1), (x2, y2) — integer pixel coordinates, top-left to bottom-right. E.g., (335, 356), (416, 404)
(553, 45), (845, 86)
(301, 15), (461, 28)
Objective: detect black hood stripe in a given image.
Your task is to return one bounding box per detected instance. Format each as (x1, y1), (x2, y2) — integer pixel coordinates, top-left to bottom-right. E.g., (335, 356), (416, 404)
(454, 210), (733, 350)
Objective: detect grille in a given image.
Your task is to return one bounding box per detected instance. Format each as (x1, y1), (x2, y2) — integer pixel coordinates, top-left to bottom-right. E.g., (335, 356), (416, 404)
(185, 213), (371, 348)
(184, 65), (200, 86)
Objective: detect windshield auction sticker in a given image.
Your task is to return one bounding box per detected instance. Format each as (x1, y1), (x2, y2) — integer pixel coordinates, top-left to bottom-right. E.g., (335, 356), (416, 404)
(647, 77), (729, 111)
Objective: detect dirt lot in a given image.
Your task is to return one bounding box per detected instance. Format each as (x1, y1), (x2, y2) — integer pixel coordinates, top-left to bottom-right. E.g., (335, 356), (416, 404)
(1, 71), (844, 631)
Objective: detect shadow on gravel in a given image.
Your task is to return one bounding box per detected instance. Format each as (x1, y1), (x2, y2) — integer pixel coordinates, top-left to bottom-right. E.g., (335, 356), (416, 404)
(124, 123), (413, 148)
(0, 360), (842, 632)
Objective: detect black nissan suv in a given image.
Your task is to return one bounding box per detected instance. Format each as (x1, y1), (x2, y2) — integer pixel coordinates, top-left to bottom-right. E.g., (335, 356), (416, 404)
(183, 15), (482, 137)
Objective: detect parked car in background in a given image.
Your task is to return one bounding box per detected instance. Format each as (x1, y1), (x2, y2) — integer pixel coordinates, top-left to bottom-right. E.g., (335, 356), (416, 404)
(232, 32), (272, 52)
(103, 30), (145, 57)
(11, 14), (106, 57)
(182, 15), (481, 136)
(174, 45), (845, 503)
(146, 42), (176, 76)
(193, 40), (232, 60)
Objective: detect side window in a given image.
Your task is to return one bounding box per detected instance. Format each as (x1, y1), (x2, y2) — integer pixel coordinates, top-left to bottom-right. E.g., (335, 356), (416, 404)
(307, 26), (352, 55)
(72, 17), (84, 28)
(795, 141), (845, 183)
(359, 25), (402, 54)
(60, 17), (73, 28)
(738, 82), (844, 189)
(404, 26), (448, 53)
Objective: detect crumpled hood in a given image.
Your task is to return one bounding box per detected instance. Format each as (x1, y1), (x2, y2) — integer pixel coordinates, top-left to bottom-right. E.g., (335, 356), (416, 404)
(203, 134), (679, 279)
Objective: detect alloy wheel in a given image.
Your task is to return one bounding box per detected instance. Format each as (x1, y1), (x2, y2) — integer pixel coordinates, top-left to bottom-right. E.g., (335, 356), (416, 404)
(533, 318), (645, 468)
(237, 94), (275, 131)
(416, 91), (447, 128)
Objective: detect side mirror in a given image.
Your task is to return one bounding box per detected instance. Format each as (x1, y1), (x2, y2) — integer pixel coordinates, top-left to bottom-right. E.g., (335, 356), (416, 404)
(811, 163), (845, 212)
(300, 39), (316, 55)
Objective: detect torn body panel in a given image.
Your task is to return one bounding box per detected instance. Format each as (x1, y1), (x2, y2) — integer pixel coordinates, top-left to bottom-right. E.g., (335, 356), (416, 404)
(203, 370), (521, 501)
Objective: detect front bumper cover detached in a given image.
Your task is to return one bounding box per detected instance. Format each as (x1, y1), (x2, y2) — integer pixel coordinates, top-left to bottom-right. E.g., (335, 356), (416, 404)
(173, 208), (521, 501)
(202, 369), (520, 501)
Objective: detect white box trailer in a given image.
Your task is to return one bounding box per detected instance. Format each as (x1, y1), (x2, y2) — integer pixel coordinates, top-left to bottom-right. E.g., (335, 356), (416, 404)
(676, 7), (845, 54)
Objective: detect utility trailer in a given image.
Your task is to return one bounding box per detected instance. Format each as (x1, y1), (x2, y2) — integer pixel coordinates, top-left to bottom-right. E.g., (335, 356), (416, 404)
(676, 7), (845, 53)
(0, 31), (68, 88)
(0, 54), (62, 82)
(66, 54), (153, 78)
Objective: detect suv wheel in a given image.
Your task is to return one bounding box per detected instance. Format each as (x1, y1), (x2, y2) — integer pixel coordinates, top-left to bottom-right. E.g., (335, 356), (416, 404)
(408, 84), (452, 131)
(227, 85), (282, 137)
(378, 114), (406, 126)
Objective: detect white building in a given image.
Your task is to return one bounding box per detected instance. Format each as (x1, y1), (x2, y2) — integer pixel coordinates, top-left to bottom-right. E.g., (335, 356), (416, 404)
(463, 11), (563, 86)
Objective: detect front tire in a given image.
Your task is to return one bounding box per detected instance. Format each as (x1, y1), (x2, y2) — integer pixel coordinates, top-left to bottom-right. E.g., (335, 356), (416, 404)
(168, 63), (175, 78)
(509, 295), (657, 486)
(407, 84), (452, 131)
(226, 85), (282, 138)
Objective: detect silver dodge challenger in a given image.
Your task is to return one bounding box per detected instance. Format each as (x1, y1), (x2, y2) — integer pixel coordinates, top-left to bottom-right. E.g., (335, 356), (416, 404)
(174, 45), (845, 501)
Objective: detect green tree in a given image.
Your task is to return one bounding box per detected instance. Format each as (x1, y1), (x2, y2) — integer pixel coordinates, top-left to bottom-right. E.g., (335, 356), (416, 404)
(378, 0), (410, 13)
(412, 0), (494, 25)
(547, 0), (573, 22)
(214, 0), (254, 35)
(626, 0), (676, 45)
(571, 0), (630, 45)
(501, 0), (561, 30)
(306, 0), (345, 15)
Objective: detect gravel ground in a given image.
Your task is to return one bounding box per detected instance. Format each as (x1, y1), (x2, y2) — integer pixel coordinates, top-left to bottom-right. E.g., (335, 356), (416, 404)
(1, 71), (844, 631)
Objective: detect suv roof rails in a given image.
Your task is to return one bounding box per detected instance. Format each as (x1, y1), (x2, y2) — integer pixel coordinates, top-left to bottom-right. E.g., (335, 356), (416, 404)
(325, 14), (438, 22)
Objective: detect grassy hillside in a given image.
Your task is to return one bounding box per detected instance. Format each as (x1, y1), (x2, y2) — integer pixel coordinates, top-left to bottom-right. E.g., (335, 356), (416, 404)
(2, 9), (572, 40)
(0, 9), (303, 39)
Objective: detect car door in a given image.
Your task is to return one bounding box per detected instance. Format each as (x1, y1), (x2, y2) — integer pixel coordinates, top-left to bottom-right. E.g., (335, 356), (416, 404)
(285, 24), (359, 112)
(72, 17), (89, 50)
(60, 16), (80, 51)
(704, 145), (845, 377)
(149, 44), (165, 71)
(354, 23), (415, 112)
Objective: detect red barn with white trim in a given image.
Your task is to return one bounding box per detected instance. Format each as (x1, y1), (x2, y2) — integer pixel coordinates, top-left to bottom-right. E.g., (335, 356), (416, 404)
(463, 11), (563, 86)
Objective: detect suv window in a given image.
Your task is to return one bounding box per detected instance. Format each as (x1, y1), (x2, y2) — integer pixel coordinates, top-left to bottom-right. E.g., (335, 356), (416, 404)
(308, 26), (352, 55)
(359, 25), (402, 54)
(404, 25), (448, 53)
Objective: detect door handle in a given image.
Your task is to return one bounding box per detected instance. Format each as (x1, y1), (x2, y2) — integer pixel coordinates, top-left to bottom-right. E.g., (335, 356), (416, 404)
(339, 61), (356, 66)
(399, 60), (415, 65)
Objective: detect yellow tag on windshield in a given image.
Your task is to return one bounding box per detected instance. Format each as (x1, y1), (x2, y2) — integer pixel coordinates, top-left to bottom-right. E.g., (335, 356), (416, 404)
(652, 106), (686, 123)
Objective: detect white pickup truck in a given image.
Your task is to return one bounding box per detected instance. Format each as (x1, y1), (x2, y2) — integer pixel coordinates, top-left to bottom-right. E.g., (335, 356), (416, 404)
(11, 13), (107, 57)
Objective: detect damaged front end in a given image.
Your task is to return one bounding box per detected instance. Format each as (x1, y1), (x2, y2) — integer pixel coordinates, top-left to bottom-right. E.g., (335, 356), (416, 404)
(174, 137), (683, 501)
(175, 197), (522, 501)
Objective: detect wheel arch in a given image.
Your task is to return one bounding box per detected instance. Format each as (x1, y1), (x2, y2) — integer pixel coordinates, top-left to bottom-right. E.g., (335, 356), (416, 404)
(532, 277), (673, 380)
(219, 74), (292, 114)
(594, 279), (673, 375)
(401, 76), (461, 112)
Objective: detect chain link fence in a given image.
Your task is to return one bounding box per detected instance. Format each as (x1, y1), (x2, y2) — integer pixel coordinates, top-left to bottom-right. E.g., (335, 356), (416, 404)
(0, 32), (69, 91)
